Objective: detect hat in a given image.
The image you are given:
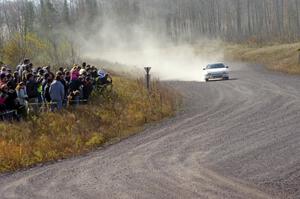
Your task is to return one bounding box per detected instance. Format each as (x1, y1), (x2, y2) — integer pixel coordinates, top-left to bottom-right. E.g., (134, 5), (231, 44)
(79, 69), (86, 75)
(97, 69), (107, 78)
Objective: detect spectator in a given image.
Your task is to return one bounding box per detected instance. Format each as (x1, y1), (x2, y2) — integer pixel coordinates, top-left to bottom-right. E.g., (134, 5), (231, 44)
(7, 69), (12, 75)
(0, 67), (7, 75)
(0, 73), (7, 87)
(16, 82), (28, 106)
(68, 90), (81, 107)
(86, 65), (91, 70)
(6, 74), (17, 90)
(17, 58), (30, 78)
(36, 71), (44, 104)
(49, 74), (65, 111)
(13, 71), (20, 84)
(68, 75), (82, 107)
(43, 79), (52, 103)
(79, 68), (87, 76)
(57, 72), (67, 90)
(42, 73), (50, 98)
(65, 71), (71, 84)
(3, 83), (18, 110)
(0, 85), (8, 112)
(37, 67), (45, 79)
(43, 65), (55, 79)
(70, 65), (80, 81)
(22, 64), (32, 82)
(97, 69), (112, 85)
(91, 66), (98, 78)
(0, 61), (104, 119)
(57, 71), (68, 104)
(58, 67), (64, 73)
(82, 62), (87, 68)
(82, 77), (93, 102)
(16, 82), (28, 117)
(26, 73), (39, 110)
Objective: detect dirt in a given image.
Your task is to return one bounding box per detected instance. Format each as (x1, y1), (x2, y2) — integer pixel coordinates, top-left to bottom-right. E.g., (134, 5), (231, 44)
(0, 62), (300, 199)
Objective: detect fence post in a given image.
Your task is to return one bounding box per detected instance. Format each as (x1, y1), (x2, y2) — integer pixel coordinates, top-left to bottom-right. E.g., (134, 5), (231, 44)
(298, 49), (300, 65)
(144, 67), (151, 91)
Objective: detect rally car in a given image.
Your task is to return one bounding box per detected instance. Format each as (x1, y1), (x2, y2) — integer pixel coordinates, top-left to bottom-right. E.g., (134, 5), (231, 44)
(203, 63), (229, 82)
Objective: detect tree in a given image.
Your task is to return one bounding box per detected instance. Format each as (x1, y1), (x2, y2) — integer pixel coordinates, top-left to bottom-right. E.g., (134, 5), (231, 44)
(63, 0), (70, 26)
(3, 33), (47, 66)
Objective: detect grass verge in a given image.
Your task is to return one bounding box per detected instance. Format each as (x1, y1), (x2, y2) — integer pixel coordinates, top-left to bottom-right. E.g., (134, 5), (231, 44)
(0, 76), (179, 173)
(224, 42), (300, 74)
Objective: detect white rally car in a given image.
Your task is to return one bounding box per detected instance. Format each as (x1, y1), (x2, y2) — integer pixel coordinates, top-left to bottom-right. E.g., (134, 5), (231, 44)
(203, 63), (229, 82)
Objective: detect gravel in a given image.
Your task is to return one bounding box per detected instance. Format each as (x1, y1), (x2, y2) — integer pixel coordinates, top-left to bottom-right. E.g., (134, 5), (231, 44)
(0, 62), (300, 199)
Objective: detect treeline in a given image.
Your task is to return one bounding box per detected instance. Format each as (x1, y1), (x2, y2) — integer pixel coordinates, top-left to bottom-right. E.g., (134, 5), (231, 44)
(116, 0), (300, 43)
(165, 0), (300, 43)
(1, 0), (300, 64)
(0, 0), (100, 66)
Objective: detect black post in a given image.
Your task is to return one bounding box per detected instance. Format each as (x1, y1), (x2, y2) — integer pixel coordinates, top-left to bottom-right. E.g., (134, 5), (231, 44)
(298, 49), (300, 65)
(144, 67), (151, 91)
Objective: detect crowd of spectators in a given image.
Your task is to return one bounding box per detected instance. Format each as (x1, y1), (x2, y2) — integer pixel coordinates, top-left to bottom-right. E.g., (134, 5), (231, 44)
(0, 59), (112, 120)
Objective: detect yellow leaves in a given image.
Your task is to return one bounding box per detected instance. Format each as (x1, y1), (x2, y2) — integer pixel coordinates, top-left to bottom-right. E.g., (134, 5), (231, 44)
(0, 140), (26, 171)
(3, 32), (48, 66)
(33, 150), (43, 162)
(85, 133), (105, 148)
(24, 33), (48, 55)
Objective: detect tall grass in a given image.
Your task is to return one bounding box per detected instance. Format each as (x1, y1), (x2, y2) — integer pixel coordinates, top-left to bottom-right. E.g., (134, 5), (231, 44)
(224, 42), (300, 74)
(0, 77), (179, 173)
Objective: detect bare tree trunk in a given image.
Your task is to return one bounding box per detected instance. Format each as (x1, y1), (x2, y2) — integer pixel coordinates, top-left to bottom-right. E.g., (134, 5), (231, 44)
(296, 0), (300, 37)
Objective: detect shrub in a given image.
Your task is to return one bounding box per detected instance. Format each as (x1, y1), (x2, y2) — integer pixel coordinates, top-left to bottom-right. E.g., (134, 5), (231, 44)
(3, 33), (48, 66)
(0, 76), (179, 173)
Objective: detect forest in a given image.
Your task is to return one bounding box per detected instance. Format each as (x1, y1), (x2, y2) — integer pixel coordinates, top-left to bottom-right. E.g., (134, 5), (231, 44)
(1, 0), (300, 65)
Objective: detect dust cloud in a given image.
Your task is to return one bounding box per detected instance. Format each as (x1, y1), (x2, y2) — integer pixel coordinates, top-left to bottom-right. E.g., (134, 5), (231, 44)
(80, 21), (224, 82)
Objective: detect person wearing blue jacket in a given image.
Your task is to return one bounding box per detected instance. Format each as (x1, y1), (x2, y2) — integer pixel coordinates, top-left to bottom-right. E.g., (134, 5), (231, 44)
(49, 73), (65, 111)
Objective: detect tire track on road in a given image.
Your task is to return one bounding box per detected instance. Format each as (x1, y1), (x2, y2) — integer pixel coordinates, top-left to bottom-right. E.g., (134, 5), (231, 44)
(1, 63), (300, 198)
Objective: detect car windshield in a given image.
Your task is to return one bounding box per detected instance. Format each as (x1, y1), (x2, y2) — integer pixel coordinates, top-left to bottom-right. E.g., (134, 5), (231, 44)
(207, 64), (225, 69)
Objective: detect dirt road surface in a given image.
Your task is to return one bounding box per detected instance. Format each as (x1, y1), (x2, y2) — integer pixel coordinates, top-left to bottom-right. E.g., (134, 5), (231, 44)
(0, 63), (300, 199)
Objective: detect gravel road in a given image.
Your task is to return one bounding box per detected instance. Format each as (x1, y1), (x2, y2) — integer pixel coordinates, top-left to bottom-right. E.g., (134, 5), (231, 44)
(0, 63), (300, 199)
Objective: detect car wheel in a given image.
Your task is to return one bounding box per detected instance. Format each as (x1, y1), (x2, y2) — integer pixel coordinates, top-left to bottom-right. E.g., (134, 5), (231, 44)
(223, 77), (229, 80)
(205, 78), (209, 82)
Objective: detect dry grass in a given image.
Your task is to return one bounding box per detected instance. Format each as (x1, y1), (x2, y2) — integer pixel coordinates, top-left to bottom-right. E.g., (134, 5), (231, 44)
(224, 42), (300, 74)
(0, 76), (179, 173)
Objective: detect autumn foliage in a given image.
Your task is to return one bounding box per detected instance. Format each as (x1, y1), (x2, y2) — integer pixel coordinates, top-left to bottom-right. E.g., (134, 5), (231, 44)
(0, 77), (179, 173)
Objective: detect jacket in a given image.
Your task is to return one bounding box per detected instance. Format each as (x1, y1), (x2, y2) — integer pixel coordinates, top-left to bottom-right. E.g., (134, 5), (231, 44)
(16, 88), (28, 106)
(49, 80), (65, 101)
(26, 80), (38, 99)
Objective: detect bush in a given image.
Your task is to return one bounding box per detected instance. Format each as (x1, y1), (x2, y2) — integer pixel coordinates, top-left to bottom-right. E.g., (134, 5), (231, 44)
(2, 32), (78, 66)
(0, 76), (179, 173)
(3, 33), (48, 66)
